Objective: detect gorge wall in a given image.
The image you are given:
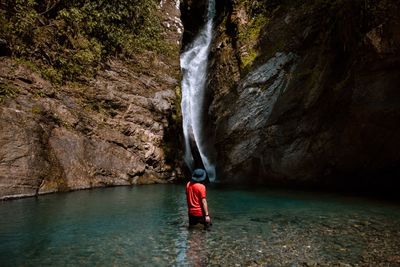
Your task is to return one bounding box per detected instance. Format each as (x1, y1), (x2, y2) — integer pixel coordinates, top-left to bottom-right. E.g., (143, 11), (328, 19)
(205, 0), (400, 190)
(179, 0), (400, 189)
(0, 0), (182, 199)
(2, 0), (400, 199)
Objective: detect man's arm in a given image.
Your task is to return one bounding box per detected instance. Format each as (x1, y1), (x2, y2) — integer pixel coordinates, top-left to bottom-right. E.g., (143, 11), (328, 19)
(201, 198), (211, 223)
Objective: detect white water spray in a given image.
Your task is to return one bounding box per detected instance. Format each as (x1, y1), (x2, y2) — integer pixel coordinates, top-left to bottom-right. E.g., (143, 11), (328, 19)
(180, 0), (216, 181)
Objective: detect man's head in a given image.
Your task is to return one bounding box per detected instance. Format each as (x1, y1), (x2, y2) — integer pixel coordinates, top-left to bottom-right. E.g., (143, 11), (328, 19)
(191, 169), (207, 183)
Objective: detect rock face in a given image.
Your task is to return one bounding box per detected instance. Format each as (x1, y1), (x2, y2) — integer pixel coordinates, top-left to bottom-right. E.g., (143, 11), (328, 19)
(0, 0), (182, 199)
(180, 0), (208, 46)
(206, 0), (400, 189)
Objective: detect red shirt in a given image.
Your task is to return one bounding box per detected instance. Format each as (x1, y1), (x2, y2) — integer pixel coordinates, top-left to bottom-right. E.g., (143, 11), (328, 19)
(186, 181), (206, 216)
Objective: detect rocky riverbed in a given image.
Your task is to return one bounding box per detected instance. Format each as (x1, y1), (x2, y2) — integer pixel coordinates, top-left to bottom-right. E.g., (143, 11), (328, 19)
(204, 209), (400, 266)
(1, 185), (399, 266)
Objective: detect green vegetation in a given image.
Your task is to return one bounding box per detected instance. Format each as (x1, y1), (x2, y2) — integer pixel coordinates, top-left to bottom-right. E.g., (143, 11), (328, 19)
(0, 83), (18, 102)
(238, 15), (269, 69)
(173, 85), (182, 123)
(30, 105), (42, 114)
(233, 0), (275, 73)
(0, 0), (172, 83)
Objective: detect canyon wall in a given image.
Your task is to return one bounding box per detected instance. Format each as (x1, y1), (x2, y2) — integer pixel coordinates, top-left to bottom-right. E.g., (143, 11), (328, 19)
(0, 0), (182, 199)
(2, 0), (400, 198)
(205, 0), (400, 189)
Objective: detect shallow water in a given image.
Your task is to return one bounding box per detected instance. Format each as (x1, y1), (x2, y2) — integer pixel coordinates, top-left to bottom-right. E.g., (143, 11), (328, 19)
(1, 185), (400, 266)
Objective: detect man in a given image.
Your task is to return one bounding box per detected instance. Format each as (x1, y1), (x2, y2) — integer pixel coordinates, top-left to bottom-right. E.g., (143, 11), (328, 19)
(186, 169), (211, 227)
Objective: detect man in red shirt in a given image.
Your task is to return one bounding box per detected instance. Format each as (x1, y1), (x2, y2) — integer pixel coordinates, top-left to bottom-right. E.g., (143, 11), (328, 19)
(186, 169), (211, 227)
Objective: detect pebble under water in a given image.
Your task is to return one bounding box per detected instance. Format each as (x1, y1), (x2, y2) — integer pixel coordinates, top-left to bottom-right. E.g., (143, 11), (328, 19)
(0, 184), (400, 266)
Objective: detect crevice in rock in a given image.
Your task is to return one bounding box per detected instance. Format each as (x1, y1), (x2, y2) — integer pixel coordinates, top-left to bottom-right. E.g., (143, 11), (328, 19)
(180, 0), (208, 50)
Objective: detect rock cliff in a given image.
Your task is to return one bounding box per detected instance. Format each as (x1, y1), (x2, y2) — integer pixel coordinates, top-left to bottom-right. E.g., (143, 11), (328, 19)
(2, 0), (400, 198)
(0, 0), (182, 200)
(206, 0), (400, 189)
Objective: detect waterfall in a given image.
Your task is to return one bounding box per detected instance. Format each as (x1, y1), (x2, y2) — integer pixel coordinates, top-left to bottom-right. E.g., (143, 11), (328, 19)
(180, 0), (216, 182)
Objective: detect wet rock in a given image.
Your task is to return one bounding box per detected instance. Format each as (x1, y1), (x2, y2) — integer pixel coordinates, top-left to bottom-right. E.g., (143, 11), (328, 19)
(365, 23), (400, 55)
(209, 0), (400, 188)
(213, 51), (298, 181)
(180, 0), (208, 46)
(0, 107), (47, 198)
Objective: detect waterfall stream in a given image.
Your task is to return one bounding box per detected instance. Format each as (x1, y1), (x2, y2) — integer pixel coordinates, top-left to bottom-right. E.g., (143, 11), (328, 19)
(180, 0), (216, 181)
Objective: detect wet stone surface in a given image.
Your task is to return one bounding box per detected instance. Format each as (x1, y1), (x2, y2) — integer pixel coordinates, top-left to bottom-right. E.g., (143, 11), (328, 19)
(183, 202), (400, 266)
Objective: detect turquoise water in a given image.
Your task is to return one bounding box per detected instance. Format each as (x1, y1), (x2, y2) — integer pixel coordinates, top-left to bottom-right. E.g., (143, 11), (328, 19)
(1, 185), (400, 266)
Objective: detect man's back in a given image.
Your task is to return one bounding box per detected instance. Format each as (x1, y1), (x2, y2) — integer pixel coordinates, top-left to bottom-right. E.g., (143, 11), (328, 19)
(186, 181), (206, 217)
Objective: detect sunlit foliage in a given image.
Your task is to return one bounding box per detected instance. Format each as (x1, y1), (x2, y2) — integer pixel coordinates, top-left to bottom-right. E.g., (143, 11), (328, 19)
(0, 0), (169, 83)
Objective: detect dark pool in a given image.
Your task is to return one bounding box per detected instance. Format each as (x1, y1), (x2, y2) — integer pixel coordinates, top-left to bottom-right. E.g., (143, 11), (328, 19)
(1, 184), (400, 266)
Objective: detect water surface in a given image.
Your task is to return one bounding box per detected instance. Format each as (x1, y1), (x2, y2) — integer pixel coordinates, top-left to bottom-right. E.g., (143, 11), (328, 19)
(1, 185), (400, 266)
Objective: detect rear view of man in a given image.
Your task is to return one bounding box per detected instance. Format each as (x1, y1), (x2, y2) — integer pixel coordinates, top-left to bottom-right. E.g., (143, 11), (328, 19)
(186, 169), (211, 228)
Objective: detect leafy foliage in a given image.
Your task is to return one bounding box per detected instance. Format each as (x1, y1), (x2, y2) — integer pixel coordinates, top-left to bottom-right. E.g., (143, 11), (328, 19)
(0, 82), (18, 102)
(233, 0), (397, 74)
(0, 0), (170, 83)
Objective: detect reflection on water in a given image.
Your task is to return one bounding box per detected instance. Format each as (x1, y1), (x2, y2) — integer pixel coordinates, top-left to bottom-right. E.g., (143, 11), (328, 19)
(0, 185), (400, 266)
